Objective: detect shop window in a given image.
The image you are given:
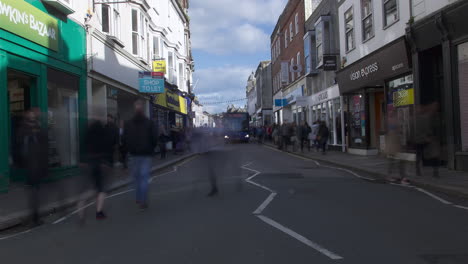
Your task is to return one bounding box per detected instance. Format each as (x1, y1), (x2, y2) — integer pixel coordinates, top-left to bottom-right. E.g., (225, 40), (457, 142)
(344, 7), (355, 52)
(176, 114), (183, 128)
(361, 0), (374, 41)
(349, 93), (366, 147)
(334, 98), (343, 145)
(383, 0), (398, 28)
(458, 42), (468, 151)
(387, 74), (414, 150)
(47, 68), (79, 167)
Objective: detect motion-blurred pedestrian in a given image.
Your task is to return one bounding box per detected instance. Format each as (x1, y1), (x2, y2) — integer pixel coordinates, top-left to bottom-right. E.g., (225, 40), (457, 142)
(317, 121), (329, 154)
(311, 121), (320, 151)
(19, 108), (48, 226)
(123, 100), (157, 210)
(81, 115), (109, 221)
(105, 114), (119, 167)
(118, 120), (128, 169)
(300, 121), (312, 152)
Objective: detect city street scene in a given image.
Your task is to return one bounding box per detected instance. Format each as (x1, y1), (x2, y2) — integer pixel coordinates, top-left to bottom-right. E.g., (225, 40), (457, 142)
(1, 0), (468, 263)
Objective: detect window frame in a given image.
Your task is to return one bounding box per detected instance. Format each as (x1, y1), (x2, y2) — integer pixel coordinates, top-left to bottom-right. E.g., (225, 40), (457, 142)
(102, 4), (110, 33)
(290, 57), (295, 82)
(153, 36), (160, 59)
(295, 13), (299, 35)
(285, 30), (288, 48)
(361, 0), (374, 42)
(296, 52), (301, 78)
(344, 6), (355, 53)
(289, 22), (293, 42)
(382, 0), (399, 29)
(112, 4), (121, 39)
(131, 9), (139, 55)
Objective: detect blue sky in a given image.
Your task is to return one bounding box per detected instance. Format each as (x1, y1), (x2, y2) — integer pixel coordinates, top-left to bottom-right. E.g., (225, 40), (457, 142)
(190, 0), (287, 113)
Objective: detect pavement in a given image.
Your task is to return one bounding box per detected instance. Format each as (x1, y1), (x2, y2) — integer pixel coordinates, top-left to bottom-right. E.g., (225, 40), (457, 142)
(1, 143), (468, 263)
(261, 140), (468, 199)
(0, 151), (196, 231)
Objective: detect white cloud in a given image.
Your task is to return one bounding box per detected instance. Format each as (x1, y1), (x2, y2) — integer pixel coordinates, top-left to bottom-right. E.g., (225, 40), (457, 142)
(194, 65), (253, 113)
(191, 0), (287, 55)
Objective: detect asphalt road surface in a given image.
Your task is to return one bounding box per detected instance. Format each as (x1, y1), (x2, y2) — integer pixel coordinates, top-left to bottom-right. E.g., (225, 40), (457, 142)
(1, 143), (468, 264)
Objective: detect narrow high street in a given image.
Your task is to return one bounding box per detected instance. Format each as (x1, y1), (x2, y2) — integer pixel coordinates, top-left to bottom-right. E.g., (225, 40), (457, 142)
(1, 144), (468, 264)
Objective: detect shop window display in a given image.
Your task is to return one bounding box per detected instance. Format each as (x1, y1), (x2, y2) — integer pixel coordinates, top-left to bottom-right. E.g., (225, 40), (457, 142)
(349, 93), (366, 147)
(47, 68), (79, 167)
(386, 74), (414, 151)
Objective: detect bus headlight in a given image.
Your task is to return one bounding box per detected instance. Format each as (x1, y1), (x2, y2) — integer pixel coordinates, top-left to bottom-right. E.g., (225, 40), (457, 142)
(224, 135), (229, 139)
(245, 134), (249, 138)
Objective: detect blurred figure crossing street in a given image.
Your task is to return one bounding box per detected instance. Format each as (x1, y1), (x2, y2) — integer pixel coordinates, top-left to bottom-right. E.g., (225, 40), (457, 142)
(123, 100), (157, 210)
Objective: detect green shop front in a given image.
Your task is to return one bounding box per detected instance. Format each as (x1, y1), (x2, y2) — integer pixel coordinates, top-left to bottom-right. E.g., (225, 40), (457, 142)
(0, 0), (87, 192)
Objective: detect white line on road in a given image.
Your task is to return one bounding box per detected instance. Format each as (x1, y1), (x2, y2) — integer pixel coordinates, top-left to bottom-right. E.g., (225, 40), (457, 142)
(253, 193), (277, 215)
(415, 188), (452, 205)
(0, 229), (32, 241)
(52, 201), (96, 224)
(257, 215), (343, 260)
(454, 205), (468, 210)
(245, 179), (275, 193)
(321, 165), (376, 181)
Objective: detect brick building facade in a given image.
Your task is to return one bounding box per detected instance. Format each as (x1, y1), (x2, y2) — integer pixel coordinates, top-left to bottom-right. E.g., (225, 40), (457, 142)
(271, 0), (306, 124)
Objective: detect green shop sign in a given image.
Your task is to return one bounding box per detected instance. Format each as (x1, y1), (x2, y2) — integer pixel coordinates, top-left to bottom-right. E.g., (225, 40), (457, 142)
(0, 0), (59, 51)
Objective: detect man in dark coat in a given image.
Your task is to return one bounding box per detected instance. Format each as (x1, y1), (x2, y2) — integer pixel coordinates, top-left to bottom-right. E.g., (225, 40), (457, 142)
(123, 100), (157, 209)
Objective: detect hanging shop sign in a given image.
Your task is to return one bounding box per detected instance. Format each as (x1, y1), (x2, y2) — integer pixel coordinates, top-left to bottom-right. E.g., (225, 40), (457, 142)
(152, 60), (166, 73)
(323, 55), (337, 71)
(0, 0), (59, 51)
(274, 99), (288, 107)
(284, 85), (304, 104)
(138, 71), (164, 93)
(336, 38), (410, 94)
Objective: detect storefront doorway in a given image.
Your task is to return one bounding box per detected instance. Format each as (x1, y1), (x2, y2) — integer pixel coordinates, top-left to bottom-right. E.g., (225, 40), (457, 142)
(7, 70), (36, 181)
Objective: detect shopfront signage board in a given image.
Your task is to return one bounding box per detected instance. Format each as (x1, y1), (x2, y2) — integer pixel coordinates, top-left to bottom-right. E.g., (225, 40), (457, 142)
(138, 71), (164, 93)
(0, 0), (59, 51)
(336, 38), (410, 94)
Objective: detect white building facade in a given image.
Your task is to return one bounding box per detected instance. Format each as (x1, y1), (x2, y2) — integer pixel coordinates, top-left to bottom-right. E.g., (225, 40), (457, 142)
(68, 0), (193, 131)
(335, 0), (413, 156)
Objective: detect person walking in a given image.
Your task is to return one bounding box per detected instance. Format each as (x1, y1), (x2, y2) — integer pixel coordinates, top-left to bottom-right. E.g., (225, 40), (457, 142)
(281, 122), (291, 151)
(317, 121), (329, 154)
(104, 114), (119, 167)
(19, 108), (48, 226)
(158, 130), (168, 160)
(123, 100), (157, 210)
(81, 115), (109, 221)
(300, 121), (312, 152)
(311, 121), (320, 151)
(291, 122), (298, 152)
(118, 120), (128, 169)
